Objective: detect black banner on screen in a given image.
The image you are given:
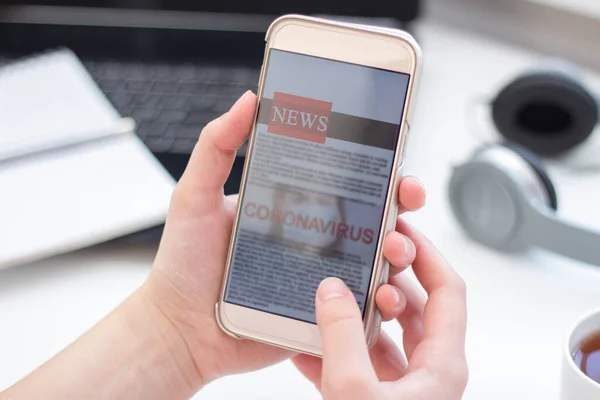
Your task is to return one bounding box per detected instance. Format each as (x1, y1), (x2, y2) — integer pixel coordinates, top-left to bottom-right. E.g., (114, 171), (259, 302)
(257, 97), (399, 151)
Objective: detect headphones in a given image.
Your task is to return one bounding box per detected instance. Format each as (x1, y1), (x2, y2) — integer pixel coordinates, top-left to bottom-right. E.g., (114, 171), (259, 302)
(449, 60), (600, 266)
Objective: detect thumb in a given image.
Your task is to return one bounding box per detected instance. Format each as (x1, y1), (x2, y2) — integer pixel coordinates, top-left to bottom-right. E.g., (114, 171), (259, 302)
(316, 278), (377, 388)
(175, 91), (256, 208)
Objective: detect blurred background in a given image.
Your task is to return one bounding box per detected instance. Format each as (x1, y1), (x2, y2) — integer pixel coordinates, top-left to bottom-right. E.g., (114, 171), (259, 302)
(1, 1), (600, 399)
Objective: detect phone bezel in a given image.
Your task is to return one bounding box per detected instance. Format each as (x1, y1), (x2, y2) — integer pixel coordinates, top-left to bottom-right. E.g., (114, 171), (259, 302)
(217, 14), (421, 356)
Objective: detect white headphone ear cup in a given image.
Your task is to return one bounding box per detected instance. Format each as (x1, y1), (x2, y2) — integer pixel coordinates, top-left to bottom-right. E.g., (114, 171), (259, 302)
(448, 146), (553, 252)
(449, 160), (525, 252)
(450, 147), (600, 266)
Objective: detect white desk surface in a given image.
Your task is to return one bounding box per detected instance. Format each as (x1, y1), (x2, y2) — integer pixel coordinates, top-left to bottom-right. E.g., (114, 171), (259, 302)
(2, 20), (600, 399)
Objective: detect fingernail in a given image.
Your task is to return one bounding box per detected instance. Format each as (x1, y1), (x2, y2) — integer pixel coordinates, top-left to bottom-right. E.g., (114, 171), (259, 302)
(403, 235), (416, 264)
(230, 91), (249, 113)
(393, 287), (407, 312)
(317, 277), (348, 302)
(392, 286), (401, 305)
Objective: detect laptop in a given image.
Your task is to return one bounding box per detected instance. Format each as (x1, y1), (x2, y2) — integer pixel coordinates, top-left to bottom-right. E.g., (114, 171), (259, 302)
(0, 0), (420, 241)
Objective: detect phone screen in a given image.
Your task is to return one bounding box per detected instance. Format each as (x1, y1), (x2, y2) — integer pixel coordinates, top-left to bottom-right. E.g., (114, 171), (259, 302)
(224, 49), (410, 324)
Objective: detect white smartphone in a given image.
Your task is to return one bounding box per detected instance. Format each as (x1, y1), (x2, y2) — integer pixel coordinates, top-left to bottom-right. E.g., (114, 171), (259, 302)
(217, 14), (422, 356)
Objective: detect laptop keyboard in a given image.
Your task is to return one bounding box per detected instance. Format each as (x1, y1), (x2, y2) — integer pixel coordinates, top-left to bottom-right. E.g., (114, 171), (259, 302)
(84, 61), (260, 155)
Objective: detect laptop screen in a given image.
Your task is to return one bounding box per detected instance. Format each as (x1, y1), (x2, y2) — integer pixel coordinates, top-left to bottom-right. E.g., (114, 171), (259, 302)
(3, 1), (419, 21)
(0, 1), (419, 63)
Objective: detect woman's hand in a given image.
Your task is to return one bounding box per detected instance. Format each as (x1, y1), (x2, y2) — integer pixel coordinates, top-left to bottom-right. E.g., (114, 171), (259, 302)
(293, 221), (469, 400)
(140, 91), (427, 390)
(0, 91), (429, 400)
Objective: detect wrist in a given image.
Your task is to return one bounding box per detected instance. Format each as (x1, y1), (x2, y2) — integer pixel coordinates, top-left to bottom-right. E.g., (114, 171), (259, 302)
(128, 285), (206, 396)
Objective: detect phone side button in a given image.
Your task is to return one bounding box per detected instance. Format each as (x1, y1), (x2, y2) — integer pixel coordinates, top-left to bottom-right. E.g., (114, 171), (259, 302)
(400, 121), (410, 161)
(368, 312), (382, 348)
(380, 262), (390, 285)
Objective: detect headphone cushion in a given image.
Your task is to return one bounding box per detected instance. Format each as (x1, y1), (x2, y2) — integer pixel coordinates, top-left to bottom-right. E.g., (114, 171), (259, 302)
(502, 142), (558, 210)
(492, 72), (598, 156)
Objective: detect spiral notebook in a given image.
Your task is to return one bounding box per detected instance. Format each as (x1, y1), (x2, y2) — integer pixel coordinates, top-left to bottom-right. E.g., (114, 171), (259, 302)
(0, 49), (176, 270)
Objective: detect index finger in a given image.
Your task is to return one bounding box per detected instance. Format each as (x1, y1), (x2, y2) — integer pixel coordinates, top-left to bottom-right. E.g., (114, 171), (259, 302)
(396, 219), (467, 374)
(315, 278), (378, 393)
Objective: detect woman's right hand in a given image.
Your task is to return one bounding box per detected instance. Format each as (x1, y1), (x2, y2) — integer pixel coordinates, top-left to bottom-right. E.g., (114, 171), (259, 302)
(293, 220), (468, 400)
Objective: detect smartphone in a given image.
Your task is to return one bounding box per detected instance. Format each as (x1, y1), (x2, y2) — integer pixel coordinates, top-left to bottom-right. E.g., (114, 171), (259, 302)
(216, 14), (422, 356)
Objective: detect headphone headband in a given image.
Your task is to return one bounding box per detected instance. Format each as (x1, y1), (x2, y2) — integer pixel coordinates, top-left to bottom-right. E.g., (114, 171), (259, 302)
(449, 145), (600, 266)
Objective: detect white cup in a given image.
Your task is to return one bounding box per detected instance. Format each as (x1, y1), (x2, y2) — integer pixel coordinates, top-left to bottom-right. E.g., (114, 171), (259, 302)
(560, 308), (600, 400)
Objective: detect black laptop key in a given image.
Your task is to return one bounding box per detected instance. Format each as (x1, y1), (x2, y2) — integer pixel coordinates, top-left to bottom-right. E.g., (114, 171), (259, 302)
(228, 68), (258, 84)
(137, 121), (168, 138)
(126, 80), (152, 92)
(209, 83), (246, 97)
(179, 82), (207, 95)
(106, 92), (133, 108)
(165, 126), (181, 137)
(151, 81), (179, 94)
(119, 105), (134, 117)
(158, 110), (187, 123)
(100, 63), (124, 79)
(195, 67), (222, 82)
(160, 94), (188, 109)
(187, 96), (217, 110)
(131, 107), (158, 122)
(133, 93), (161, 108)
(144, 136), (174, 153)
(166, 125), (203, 139)
(99, 78), (125, 92)
(184, 111), (214, 125)
(205, 84), (225, 96)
